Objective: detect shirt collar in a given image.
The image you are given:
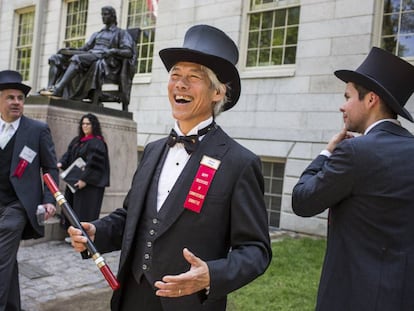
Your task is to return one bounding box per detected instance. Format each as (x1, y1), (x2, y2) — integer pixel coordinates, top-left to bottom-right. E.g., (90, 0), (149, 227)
(364, 119), (400, 135)
(174, 117), (214, 136)
(0, 116), (21, 130)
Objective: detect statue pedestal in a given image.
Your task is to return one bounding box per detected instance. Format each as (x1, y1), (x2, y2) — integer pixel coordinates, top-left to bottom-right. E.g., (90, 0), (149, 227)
(24, 95), (137, 241)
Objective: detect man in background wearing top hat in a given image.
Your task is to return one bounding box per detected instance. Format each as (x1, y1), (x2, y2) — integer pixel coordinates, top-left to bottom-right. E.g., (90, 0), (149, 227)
(292, 47), (414, 310)
(0, 70), (58, 311)
(68, 24), (272, 311)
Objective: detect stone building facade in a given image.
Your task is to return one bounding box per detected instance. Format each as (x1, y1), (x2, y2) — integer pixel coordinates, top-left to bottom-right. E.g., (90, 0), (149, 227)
(1, 0), (413, 236)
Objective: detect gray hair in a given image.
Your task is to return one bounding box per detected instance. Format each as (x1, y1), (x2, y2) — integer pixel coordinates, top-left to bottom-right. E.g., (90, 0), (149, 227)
(201, 65), (229, 117)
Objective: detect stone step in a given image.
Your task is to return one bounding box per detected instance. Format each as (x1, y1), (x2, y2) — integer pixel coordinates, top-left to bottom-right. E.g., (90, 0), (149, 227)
(39, 287), (112, 311)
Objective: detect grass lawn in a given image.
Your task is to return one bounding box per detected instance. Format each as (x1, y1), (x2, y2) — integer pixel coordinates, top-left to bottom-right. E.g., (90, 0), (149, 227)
(227, 236), (326, 311)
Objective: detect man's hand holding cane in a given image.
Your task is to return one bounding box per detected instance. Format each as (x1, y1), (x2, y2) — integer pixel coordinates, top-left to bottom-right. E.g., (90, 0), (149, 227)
(68, 223), (96, 252)
(43, 173), (120, 290)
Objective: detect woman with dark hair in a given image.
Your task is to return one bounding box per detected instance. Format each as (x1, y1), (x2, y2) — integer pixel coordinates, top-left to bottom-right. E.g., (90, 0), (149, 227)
(58, 113), (110, 241)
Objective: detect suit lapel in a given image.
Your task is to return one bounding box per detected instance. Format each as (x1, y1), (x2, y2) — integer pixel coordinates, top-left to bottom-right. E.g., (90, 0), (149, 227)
(157, 126), (229, 236)
(11, 116), (28, 174)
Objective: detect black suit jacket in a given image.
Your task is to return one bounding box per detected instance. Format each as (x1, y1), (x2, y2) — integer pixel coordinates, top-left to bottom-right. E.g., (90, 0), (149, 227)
(10, 115), (58, 239)
(94, 126), (272, 311)
(292, 121), (414, 311)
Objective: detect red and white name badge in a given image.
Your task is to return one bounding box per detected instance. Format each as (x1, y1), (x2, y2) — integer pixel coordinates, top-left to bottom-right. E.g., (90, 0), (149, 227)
(184, 155), (221, 213)
(14, 146), (37, 178)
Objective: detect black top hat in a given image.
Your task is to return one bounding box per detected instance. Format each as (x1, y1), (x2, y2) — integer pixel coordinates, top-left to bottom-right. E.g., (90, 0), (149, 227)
(159, 24), (241, 111)
(0, 70), (31, 96)
(335, 47), (414, 122)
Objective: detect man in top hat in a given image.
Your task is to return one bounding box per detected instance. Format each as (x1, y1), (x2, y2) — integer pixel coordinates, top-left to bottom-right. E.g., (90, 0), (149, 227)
(68, 24), (272, 311)
(292, 47), (414, 310)
(0, 70), (58, 310)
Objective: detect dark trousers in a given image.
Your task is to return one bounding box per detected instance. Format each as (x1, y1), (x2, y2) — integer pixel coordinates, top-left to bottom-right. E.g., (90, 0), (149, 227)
(0, 201), (27, 311)
(120, 274), (163, 311)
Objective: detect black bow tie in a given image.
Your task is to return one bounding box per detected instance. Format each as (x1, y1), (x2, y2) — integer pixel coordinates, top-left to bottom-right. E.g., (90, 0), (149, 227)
(167, 122), (215, 154)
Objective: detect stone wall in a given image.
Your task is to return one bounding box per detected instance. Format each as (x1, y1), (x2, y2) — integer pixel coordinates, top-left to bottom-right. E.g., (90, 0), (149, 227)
(24, 96), (138, 218)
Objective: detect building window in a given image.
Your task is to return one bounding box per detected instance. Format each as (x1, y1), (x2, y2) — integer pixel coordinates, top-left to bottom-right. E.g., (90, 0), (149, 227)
(64, 0), (89, 48)
(127, 0), (158, 74)
(246, 0), (300, 68)
(15, 9), (35, 81)
(381, 0), (414, 57)
(262, 160), (285, 228)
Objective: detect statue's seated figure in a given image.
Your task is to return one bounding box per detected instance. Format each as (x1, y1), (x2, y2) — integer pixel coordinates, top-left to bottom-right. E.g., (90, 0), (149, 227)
(41, 5), (137, 111)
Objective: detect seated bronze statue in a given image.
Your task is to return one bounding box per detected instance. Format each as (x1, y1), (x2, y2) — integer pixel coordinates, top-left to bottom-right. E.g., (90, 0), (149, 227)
(41, 5), (138, 111)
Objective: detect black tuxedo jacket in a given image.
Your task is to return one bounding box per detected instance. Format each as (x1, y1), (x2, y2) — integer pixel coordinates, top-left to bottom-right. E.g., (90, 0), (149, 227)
(94, 126), (272, 311)
(293, 121), (414, 311)
(10, 115), (58, 239)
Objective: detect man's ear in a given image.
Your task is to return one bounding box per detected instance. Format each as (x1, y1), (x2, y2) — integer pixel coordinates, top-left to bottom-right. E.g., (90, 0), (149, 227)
(366, 91), (380, 107)
(213, 87), (225, 102)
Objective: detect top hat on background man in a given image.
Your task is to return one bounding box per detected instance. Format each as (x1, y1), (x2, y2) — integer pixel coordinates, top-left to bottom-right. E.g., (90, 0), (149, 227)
(0, 70), (31, 96)
(159, 24), (241, 111)
(335, 47), (414, 122)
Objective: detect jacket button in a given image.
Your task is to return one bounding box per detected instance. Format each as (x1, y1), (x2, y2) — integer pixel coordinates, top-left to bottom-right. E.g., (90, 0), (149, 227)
(144, 253), (150, 260)
(142, 264), (148, 270)
(149, 229), (155, 236)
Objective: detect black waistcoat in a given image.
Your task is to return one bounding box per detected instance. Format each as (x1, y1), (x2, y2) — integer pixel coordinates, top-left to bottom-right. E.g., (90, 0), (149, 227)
(131, 147), (169, 286)
(0, 134), (18, 205)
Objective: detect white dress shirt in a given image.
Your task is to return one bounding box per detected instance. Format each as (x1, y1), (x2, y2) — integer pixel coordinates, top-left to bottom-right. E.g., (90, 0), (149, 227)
(0, 117), (20, 148)
(157, 117), (213, 212)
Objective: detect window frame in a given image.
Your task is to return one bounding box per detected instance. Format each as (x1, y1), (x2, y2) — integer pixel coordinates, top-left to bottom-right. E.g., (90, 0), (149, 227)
(261, 157), (286, 229)
(62, 0), (89, 49)
(124, 0), (158, 83)
(239, 0), (300, 79)
(14, 6), (35, 82)
(376, 0), (414, 62)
